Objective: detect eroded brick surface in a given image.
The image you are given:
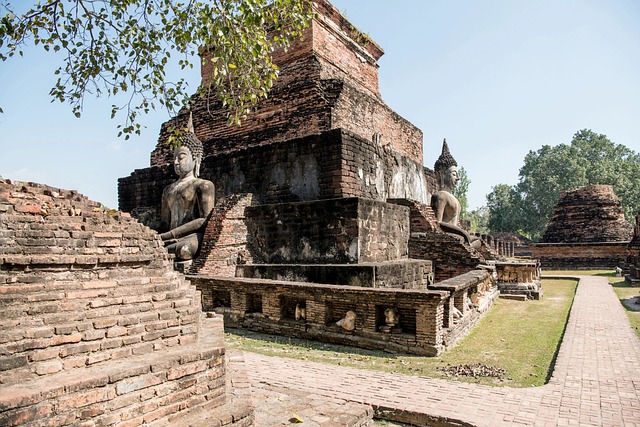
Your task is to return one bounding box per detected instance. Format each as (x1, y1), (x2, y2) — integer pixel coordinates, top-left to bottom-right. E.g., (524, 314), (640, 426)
(0, 179), (253, 426)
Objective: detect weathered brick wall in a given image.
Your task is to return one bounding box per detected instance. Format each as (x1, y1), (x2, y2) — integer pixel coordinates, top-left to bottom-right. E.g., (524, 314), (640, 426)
(189, 193), (256, 277)
(120, 129), (430, 225)
(117, 165), (172, 227)
(190, 275), (447, 356)
(430, 270), (498, 347)
(542, 184), (633, 243)
(308, 0), (383, 96)
(154, 56), (335, 167)
(245, 198), (409, 264)
(0, 179), (253, 426)
(531, 242), (630, 269)
(338, 132), (429, 203)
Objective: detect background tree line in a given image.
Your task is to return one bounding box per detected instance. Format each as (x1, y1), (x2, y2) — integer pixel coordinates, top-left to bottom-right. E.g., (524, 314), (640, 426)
(475, 129), (640, 241)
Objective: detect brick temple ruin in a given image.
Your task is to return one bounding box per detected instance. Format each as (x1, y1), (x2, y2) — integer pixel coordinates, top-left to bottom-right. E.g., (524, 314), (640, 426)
(118, 0), (513, 356)
(0, 180), (253, 426)
(531, 184), (633, 269)
(0, 2), (553, 425)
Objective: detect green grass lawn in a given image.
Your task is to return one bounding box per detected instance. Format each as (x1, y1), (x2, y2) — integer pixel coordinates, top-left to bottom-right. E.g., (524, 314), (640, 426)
(225, 278), (577, 388)
(545, 269), (640, 338)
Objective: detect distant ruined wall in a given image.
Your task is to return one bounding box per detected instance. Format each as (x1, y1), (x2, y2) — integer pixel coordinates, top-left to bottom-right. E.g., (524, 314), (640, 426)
(531, 242), (629, 270)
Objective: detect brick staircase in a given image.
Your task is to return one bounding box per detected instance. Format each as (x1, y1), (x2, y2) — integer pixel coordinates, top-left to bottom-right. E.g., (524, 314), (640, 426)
(0, 179), (253, 426)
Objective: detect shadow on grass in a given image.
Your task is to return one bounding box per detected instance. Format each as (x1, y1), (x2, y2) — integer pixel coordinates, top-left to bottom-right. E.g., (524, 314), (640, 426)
(225, 327), (404, 360)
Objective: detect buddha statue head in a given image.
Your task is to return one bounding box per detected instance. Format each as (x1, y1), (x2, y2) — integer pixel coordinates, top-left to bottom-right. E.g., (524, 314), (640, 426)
(173, 115), (204, 179)
(433, 139), (459, 193)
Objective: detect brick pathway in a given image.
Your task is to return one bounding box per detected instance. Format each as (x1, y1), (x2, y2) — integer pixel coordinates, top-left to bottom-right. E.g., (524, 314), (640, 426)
(240, 276), (640, 426)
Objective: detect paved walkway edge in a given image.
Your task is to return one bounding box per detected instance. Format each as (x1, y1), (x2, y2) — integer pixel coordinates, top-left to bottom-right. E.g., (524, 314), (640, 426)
(241, 276), (640, 426)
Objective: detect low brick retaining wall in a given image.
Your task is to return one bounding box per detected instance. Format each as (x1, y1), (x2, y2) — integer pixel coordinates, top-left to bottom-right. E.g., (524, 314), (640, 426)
(531, 242), (629, 269)
(190, 269), (496, 356)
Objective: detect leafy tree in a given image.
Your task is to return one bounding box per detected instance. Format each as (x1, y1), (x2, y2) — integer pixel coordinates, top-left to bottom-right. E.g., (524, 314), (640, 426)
(486, 184), (524, 234)
(486, 129), (640, 240)
(452, 165), (470, 218)
(0, 0), (313, 138)
(467, 205), (490, 235)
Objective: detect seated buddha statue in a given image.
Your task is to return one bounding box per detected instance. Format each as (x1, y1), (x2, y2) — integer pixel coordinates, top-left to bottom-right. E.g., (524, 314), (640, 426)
(430, 139), (481, 250)
(160, 115), (215, 261)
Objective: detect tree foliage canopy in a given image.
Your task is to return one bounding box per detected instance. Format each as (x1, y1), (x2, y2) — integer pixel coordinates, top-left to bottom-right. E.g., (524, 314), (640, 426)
(486, 129), (640, 240)
(452, 165), (470, 218)
(0, 0), (313, 138)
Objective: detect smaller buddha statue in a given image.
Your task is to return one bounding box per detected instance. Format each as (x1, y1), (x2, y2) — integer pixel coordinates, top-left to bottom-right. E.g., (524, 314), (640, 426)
(336, 310), (356, 331)
(430, 139), (481, 249)
(160, 114), (215, 261)
(295, 303), (306, 321)
(379, 308), (401, 333)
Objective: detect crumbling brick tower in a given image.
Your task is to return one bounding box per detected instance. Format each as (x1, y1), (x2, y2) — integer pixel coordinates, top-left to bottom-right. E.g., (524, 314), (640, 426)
(119, 0), (484, 281)
(119, 0), (430, 214)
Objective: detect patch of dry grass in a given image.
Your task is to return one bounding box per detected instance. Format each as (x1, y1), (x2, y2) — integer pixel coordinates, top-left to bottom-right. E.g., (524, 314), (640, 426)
(225, 279), (577, 388)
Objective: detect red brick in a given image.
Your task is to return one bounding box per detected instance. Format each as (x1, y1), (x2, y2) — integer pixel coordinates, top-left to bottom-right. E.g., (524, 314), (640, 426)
(167, 360), (208, 381)
(51, 332), (82, 346)
(57, 387), (116, 411)
(15, 204), (44, 214)
(115, 372), (166, 395)
(83, 329), (106, 341)
(143, 402), (181, 424)
(29, 347), (59, 362)
(34, 360), (63, 375)
(93, 318), (118, 329)
(0, 402), (52, 426)
(106, 325), (128, 338)
(132, 343), (154, 355)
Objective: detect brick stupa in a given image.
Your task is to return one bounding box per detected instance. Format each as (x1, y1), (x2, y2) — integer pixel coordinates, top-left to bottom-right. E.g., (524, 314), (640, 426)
(541, 184), (633, 243)
(532, 184), (633, 269)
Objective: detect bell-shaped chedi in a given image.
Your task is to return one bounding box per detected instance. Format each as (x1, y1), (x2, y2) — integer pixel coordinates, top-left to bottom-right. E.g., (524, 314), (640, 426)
(541, 184), (633, 243)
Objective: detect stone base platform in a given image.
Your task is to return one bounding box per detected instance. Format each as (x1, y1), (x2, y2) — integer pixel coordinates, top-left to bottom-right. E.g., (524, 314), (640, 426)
(497, 281), (544, 300)
(235, 260), (433, 289)
(499, 294), (528, 301)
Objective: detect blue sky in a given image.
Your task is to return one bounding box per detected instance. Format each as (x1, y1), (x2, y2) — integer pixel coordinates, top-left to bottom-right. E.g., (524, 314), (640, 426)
(1, 0), (639, 210)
